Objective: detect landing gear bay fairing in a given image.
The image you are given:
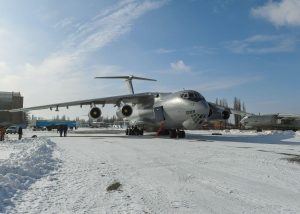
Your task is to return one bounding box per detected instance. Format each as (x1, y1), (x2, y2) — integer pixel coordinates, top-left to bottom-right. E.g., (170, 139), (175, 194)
(8, 76), (241, 138)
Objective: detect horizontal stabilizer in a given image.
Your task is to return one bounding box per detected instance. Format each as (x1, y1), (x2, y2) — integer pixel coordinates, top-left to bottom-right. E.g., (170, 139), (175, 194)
(95, 75), (156, 81)
(95, 75), (156, 94)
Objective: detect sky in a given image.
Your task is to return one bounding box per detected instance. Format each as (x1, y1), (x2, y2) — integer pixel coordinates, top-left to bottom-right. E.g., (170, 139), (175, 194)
(0, 0), (300, 119)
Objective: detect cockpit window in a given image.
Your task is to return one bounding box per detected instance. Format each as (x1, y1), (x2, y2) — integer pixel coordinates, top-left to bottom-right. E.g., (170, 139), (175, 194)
(180, 91), (204, 102)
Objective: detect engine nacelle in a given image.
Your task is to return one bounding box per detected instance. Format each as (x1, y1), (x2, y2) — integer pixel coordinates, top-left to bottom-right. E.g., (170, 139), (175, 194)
(116, 105), (133, 119)
(222, 110), (230, 120)
(121, 105), (133, 117)
(88, 107), (102, 120)
(208, 103), (231, 120)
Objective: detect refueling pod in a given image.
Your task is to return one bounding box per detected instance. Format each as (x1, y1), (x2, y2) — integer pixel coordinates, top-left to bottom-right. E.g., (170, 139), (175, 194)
(88, 107), (102, 120)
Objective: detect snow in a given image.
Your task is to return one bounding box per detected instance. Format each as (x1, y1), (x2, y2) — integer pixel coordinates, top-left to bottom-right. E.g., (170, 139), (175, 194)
(0, 137), (59, 213)
(1, 129), (300, 213)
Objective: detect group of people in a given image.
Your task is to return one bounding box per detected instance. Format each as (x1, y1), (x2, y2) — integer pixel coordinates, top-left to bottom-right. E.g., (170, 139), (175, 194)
(58, 125), (68, 137)
(0, 126), (23, 141)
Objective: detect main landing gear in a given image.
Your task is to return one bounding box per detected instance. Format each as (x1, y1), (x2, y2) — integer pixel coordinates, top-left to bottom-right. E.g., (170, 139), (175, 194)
(169, 129), (186, 138)
(157, 129), (186, 138)
(126, 126), (144, 136)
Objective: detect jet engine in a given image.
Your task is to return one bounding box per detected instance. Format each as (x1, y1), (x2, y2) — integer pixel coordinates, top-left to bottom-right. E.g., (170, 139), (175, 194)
(121, 105), (133, 117)
(116, 105), (133, 118)
(208, 103), (231, 120)
(88, 107), (102, 120)
(221, 110), (230, 120)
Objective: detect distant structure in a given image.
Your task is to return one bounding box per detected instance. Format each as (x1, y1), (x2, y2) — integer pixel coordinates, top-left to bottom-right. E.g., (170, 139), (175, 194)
(0, 91), (23, 109)
(0, 91), (26, 127)
(240, 114), (300, 132)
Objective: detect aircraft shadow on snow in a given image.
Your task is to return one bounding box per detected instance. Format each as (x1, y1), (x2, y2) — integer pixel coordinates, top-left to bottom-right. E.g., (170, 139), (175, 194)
(186, 133), (300, 146)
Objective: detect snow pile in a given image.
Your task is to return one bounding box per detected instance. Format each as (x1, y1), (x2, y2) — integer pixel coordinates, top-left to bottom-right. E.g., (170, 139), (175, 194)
(263, 130), (296, 136)
(0, 138), (59, 212)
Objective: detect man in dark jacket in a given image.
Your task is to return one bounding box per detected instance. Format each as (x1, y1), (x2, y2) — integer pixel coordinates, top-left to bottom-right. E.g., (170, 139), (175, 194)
(0, 126), (5, 141)
(63, 125), (68, 137)
(18, 127), (23, 140)
(58, 125), (63, 137)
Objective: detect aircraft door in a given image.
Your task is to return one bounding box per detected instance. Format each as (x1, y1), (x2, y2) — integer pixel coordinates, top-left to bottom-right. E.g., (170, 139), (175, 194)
(154, 106), (165, 122)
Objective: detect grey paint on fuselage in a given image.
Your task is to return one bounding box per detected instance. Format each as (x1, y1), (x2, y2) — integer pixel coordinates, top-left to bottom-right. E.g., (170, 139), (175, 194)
(240, 114), (300, 131)
(125, 90), (210, 131)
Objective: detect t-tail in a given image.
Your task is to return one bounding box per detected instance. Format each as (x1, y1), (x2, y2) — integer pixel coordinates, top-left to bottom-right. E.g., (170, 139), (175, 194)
(95, 75), (157, 94)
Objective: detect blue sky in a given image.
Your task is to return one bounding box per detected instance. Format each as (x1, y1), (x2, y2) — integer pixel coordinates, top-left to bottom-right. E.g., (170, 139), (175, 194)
(0, 0), (300, 119)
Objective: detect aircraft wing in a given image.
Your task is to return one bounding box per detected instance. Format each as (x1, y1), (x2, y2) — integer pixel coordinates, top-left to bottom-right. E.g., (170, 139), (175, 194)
(208, 102), (253, 117)
(7, 92), (157, 112)
(229, 108), (254, 117)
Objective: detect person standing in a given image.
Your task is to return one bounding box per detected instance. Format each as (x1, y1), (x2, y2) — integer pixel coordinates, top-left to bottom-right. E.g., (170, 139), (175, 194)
(59, 125), (63, 137)
(63, 125), (68, 137)
(0, 126), (5, 141)
(18, 127), (23, 140)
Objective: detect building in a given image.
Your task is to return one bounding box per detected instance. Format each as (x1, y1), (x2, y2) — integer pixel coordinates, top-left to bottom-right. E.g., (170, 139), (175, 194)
(0, 91), (26, 127)
(0, 92), (23, 110)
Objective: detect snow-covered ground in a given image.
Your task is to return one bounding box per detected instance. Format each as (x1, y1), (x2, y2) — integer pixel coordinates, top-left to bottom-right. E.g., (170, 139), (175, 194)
(1, 129), (300, 213)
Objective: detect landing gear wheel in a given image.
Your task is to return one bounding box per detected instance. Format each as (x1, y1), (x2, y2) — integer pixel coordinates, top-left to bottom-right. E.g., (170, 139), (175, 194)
(126, 127), (144, 136)
(177, 130), (186, 138)
(169, 129), (177, 138)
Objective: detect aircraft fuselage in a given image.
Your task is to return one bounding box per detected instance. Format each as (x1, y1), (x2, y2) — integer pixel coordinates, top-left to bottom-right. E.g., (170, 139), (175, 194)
(125, 90), (210, 131)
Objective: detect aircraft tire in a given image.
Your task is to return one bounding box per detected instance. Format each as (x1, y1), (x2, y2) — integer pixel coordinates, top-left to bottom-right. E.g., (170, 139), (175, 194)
(169, 129), (177, 138)
(177, 130), (186, 138)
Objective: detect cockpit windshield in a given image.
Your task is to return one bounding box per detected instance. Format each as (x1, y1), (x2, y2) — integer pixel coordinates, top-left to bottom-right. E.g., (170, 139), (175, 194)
(180, 91), (205, 102)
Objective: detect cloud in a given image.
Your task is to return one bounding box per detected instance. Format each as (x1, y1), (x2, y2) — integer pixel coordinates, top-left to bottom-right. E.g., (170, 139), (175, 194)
(196, 76), (261, 92)
(0, 0), (167, 109)
(53, 17), (74, 30)
(226, 34), (298, 54)
(65, 0), (167, 54)
(170, 60), (191, 72)
(251, 0), (300, 27)
(154, 48), (175, 54)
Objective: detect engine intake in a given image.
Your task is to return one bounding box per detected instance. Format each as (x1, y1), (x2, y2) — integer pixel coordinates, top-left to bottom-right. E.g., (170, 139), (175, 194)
(121, 105), (133, 117)
(88, 107), (101, 120)
(222, 110), (230, 120)
(208, 103), (231, 120)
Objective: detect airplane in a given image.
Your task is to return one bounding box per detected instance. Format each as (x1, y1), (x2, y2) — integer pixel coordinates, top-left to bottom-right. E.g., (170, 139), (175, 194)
(6, 75), (244, 138)
(240, 113), (300, 132)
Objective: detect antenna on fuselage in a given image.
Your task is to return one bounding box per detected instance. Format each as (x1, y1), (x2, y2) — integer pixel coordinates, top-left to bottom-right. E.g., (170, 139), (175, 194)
(94, 75), (157, 94)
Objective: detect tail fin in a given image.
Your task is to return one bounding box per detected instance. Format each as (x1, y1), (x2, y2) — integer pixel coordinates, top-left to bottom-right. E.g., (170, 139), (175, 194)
(95, 75), (157, 94)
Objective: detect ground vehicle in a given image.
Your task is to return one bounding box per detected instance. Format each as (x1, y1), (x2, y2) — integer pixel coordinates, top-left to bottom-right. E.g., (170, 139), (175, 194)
(6, 126), (18, 134)
(33, 120), (77, 131)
